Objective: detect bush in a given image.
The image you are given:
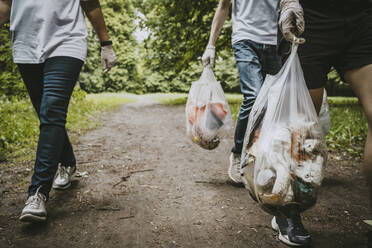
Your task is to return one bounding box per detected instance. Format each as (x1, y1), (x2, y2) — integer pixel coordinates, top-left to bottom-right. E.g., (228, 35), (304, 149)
(0, 96), (39, 161)
(0, 25), (26, 98)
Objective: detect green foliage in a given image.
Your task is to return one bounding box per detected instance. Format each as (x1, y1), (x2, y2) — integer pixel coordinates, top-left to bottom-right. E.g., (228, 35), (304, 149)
(0, 0), (355, 96)
(328, 96), (359, 106)
(135, 0), (239, 93)
(0, 25), (26, 98)
(151, 93), (188, 105)
(326, 105), (367, 157)
(135, 0), (357, 95)
(0, 96), (39, 161)
(136, 0), (231, 73)
(326, 69), (354, 97)
(155, 93), (243, 106)
(1, 1), (141, 97)
(78, 0), (142, 94)
(0, 90), (133, 162)
(86, 92), (136, 107)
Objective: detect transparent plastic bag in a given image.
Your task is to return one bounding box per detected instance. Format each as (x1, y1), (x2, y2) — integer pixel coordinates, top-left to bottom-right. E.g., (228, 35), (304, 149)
(240, 44), (328, 216)
(319, 89), (331, 136)
(185, 67), (233, 150)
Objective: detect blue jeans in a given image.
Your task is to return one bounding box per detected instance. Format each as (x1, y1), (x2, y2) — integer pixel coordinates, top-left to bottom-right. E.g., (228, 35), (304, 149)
(18, 56), (84, 199)
(231, 40), (282, 154)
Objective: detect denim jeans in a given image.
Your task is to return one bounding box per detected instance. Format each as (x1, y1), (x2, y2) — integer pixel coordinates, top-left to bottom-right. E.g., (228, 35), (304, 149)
(18, 56), (84, 199)
(231, 40), (282, 155)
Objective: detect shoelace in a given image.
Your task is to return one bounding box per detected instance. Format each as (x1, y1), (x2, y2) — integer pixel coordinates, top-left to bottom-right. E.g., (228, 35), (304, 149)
(26, 186), (45, 208)
(233, 155), (241, 173)
(58, 166), (69, 180)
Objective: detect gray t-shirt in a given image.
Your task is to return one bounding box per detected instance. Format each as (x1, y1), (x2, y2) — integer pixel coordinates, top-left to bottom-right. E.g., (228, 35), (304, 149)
(232, 0), (279, 45)
(10, 0), (88, 64)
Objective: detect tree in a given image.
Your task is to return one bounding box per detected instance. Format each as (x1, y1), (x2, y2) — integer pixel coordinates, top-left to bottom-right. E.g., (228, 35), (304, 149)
(79, 0), (142, 93)
(134, 0), (239, 92)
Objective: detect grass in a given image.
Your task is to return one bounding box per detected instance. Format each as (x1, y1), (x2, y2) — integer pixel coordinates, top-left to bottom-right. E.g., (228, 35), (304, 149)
(148, 93), (188, 105)
(0, 98), (39, 162)
(0, 90), (135, 163)
(86, 92), (137, 107)
(326, 105), (367, 156)
(328, 97), (359, 106)
(158, 93), (367, 157)
(0, 92), (367, 162)
(153, 93), (243, 106)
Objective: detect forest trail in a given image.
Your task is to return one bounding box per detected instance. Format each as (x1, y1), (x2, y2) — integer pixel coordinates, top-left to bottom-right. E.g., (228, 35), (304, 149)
(0, 98), (370, 248)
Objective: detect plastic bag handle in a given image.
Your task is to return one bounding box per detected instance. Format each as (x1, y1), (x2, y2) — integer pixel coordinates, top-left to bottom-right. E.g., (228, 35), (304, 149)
(291, 37), (299, 54)
(201, 66), (218, 83)
(281, 42), (299, 76)
(203, 67), (216, 102)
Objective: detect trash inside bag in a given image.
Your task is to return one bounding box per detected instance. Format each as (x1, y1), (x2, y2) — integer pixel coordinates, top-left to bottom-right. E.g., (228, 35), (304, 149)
(240, 44), (328, 216)
(186, 67), (233, 150)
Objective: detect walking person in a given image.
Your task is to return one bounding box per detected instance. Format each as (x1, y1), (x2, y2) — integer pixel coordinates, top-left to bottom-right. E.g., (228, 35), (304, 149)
(0, 0), (117, 222)
(276, 0), (372, 245)
(202, 0), (311, 246)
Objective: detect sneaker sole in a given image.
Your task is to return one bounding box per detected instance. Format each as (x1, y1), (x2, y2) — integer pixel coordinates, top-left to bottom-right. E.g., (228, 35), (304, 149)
(228, 156), (243, 184)
(271, 217), (302, 247)
(52, 172), (75, 190)
(52, 181), (72, 190)
(20, 213), (46, 222)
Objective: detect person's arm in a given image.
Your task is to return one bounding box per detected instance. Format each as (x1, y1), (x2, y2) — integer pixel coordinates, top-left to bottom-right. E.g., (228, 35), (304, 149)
(0, 0), (12, 26)
(81, 0), (116, 72)
(207, 0), (230, 47)
(202, 0), (230, 67)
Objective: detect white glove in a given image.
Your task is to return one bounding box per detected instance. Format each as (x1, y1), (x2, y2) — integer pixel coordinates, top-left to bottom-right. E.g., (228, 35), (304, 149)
(201, 45), (216, 68)
(279, 0), (305, 44)
(101, 44), (117, 73)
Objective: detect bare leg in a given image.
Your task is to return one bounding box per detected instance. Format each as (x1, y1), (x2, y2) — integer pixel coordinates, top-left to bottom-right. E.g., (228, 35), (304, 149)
(309, 88), (324, 115)
(345, 64), (372, 212)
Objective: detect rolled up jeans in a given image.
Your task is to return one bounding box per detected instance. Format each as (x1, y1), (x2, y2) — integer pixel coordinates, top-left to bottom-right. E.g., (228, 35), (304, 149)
(231, 40), (282, 155)
(18, 56), (84, 199)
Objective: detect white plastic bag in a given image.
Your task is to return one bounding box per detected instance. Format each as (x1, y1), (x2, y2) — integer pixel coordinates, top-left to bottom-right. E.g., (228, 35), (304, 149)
(185, 67), (233, 150)
(319, 89), (331, 136)
(240, 44), (328, 215)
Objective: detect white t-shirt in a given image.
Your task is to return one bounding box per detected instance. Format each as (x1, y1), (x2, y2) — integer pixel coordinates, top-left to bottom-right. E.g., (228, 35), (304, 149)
(10, 0), (88, 64)
(232, 0), (279, 45)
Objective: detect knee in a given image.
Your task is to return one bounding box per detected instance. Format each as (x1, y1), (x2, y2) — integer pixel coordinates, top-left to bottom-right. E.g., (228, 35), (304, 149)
(364, 106), (372, 127)
(39, 94), (68, 126)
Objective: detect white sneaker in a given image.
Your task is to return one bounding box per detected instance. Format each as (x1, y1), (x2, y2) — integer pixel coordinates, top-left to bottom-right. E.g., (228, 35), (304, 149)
(53, 166), (76, 190)
(228, 153), (242, 183)
(20, 187), (47, 222)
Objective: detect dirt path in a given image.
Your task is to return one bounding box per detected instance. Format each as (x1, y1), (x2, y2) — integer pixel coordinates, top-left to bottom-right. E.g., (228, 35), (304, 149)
(0, 100), (371, 247)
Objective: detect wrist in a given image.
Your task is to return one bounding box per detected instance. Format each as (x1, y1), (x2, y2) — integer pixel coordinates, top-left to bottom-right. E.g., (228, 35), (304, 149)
(280, 0), (298, 9)
(100, 40), (113, 47)
(206, 45), (215, 50)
